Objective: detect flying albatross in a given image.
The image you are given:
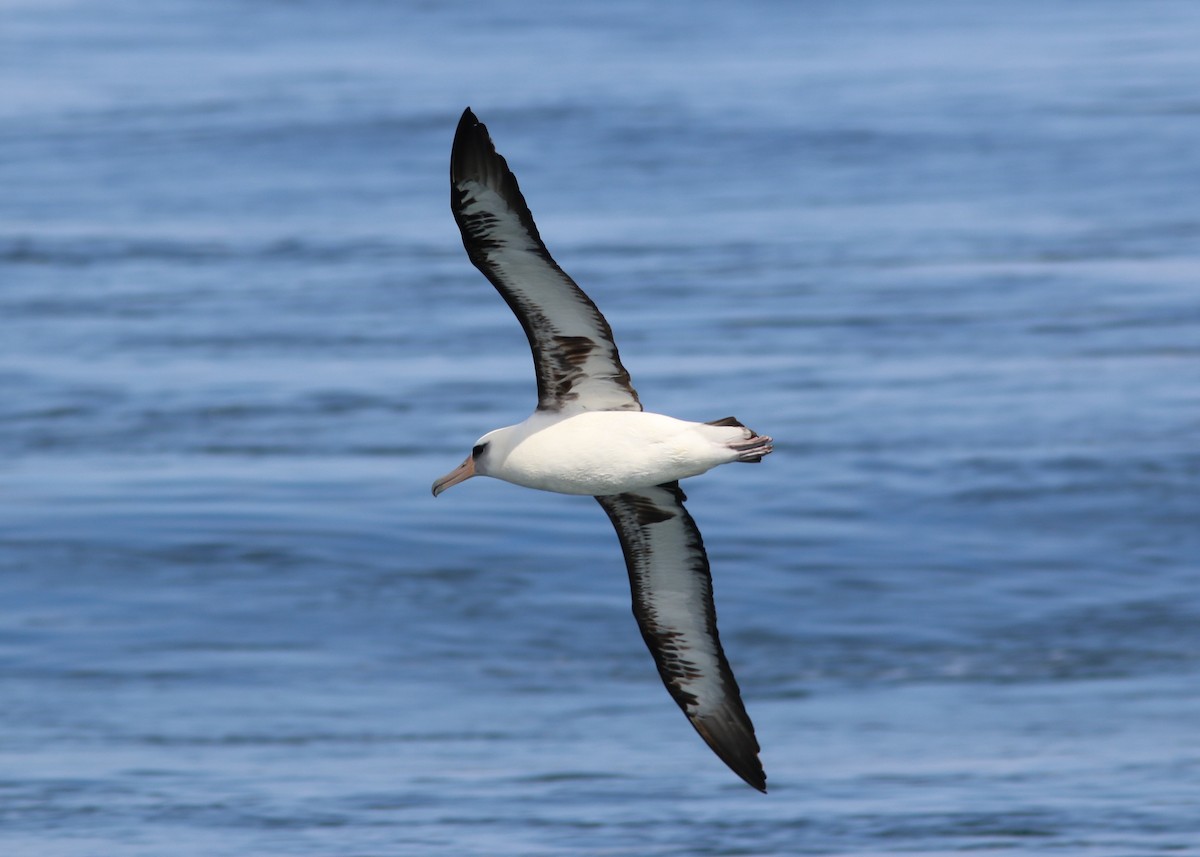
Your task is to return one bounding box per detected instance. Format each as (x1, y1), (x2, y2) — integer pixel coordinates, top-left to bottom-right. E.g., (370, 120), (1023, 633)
(433, 108), (773, 792)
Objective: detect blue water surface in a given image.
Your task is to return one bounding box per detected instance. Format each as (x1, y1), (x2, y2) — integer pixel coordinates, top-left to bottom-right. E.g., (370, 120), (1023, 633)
(2, 1), (1199, 854)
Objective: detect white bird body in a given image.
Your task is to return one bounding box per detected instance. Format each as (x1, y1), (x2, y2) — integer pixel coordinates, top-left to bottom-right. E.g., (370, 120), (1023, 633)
(477, 410), (763, 496)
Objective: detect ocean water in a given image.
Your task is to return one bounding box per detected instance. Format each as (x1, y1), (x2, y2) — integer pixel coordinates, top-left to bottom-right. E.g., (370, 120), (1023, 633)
(2, 1), (1199, 854)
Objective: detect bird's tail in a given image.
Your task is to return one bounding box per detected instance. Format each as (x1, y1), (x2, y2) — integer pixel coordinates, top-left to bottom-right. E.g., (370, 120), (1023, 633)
(706, 417), (773, 463)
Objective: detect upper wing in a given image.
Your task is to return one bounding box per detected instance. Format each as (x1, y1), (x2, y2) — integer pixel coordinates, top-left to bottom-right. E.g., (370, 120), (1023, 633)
(595, 482), (765, 792)
(450, 108), (641, 414)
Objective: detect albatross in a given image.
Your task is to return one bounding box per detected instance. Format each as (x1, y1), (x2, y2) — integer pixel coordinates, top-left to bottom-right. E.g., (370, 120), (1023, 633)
(433, 108), (773, 792)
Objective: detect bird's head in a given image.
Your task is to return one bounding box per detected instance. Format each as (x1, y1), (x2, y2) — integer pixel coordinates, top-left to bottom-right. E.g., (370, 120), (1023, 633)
(431, 434), (496, 497)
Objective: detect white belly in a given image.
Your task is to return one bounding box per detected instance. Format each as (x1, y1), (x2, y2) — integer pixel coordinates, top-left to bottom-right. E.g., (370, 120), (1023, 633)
(491, 411), (742, 495)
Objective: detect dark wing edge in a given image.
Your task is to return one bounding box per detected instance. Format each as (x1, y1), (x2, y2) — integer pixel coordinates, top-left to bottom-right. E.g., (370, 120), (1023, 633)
(595, 482), (766, 792)
(450, 107), (641, 413)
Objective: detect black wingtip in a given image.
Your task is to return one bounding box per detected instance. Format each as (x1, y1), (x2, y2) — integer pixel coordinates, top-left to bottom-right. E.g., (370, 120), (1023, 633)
(731, 753), (768, 793)
(451, 107), (491, 186)
(450, 107), (546, 248)
(450, 106), (505, 192)
(457, 106), (478, 132)
(746, 762), (769, 793)
(691, 709), (767, 792)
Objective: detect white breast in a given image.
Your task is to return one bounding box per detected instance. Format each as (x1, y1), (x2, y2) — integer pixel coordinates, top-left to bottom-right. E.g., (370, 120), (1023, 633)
(486, 411), (743, 495)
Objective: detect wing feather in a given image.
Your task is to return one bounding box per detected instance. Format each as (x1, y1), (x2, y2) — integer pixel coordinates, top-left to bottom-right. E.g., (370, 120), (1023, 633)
(451, 108), (641, 413)
(595, 482), (766, 792)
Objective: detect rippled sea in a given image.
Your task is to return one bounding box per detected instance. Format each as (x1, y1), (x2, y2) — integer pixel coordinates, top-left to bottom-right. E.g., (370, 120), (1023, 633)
(3, 1), (1199, 854)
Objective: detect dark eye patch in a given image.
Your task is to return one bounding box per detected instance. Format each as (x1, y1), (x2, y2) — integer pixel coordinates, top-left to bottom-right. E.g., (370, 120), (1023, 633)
(472, 443), (487, 458)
